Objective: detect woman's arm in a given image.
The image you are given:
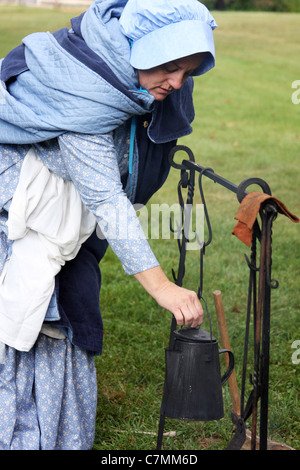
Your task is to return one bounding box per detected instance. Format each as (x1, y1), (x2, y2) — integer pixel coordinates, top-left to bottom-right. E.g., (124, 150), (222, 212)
(58, 132), (203, 327)
(58, 132), (160, 275)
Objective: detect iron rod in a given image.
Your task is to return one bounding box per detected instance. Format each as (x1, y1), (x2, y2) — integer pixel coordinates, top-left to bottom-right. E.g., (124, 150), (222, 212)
(181, 159), (243, 197)
(259, 204), (277, 449)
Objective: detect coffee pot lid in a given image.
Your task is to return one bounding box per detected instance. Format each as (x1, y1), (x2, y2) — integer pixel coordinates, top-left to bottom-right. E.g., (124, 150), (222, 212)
(173, 327), (216, 343)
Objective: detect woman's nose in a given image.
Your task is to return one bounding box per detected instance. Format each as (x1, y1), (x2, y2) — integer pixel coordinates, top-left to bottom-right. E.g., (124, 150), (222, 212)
(168, 71), (185, 90)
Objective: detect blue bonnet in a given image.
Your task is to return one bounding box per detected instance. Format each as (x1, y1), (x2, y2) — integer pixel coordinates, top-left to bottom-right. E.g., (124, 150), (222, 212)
(119, 0), (217, 76)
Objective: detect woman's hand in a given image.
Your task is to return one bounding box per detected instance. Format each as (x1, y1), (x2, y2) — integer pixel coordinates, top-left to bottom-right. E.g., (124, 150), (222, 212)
(134, 266), (203, 327)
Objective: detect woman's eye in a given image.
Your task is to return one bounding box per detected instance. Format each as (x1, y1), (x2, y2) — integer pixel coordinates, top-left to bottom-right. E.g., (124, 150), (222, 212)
(164, 65), (178, 74)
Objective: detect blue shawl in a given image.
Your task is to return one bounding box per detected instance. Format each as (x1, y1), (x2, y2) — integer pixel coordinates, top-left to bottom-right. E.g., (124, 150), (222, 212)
(0, 0), (155, 144)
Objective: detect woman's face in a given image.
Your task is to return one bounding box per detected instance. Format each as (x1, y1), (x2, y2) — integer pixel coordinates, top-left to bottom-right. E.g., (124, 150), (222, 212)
(138, 53), (206, 101)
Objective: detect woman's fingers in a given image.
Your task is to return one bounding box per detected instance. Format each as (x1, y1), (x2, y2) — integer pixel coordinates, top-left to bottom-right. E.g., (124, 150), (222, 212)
(155, 283), (203, 327)
(134, 266), (203, 327)
(172, 290), (203, 327)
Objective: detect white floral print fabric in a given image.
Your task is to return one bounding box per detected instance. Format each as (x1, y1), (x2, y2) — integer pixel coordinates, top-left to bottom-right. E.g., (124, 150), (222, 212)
(0, 333), (97, 450)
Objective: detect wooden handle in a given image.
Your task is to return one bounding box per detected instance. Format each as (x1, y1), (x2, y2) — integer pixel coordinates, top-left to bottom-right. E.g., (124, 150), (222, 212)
(213, 290), (241, 416)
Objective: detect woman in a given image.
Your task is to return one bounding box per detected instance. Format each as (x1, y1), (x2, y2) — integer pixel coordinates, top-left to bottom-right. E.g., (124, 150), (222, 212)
(0, 0), (217, 449)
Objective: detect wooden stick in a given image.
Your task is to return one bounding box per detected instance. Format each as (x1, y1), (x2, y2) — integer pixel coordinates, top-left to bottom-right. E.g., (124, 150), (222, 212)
(213, 289), (240, 416)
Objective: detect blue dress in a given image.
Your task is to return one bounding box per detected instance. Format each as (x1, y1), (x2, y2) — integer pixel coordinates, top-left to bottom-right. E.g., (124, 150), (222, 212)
(0, 333), (97, 450)
(0, 2), (195, 449)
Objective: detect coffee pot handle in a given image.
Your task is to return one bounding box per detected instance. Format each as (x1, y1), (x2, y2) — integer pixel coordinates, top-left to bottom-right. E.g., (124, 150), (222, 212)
(219, 349), (234, 385)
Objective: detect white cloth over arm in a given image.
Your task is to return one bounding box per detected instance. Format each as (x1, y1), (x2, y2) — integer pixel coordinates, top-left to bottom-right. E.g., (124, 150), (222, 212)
(0, 147), (97, 351)
(0, 132), (159, 351)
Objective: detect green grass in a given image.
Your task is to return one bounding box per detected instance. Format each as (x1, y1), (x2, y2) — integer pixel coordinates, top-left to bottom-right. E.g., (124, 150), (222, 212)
(1, 6), (299, 450)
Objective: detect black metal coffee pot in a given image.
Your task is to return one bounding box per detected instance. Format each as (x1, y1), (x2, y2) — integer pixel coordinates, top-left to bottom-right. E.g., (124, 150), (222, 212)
(160, 326), (234, 421)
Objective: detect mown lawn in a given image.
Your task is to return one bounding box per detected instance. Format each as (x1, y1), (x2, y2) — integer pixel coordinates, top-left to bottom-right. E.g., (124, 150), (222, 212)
(1, 6), (299, 451)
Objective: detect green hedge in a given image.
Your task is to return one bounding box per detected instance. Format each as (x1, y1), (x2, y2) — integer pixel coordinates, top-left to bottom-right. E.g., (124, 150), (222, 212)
(201, 0), (300, 12)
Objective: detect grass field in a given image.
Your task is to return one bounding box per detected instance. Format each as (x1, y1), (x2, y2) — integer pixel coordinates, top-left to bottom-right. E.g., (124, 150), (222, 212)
(0, 6), (299, 450)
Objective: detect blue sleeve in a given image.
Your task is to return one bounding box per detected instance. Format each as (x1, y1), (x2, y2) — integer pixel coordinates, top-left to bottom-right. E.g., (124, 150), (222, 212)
(58, 132), (159, 275)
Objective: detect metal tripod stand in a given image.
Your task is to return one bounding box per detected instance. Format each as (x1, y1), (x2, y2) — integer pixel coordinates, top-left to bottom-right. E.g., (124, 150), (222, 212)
(157, 145), (279, 450)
